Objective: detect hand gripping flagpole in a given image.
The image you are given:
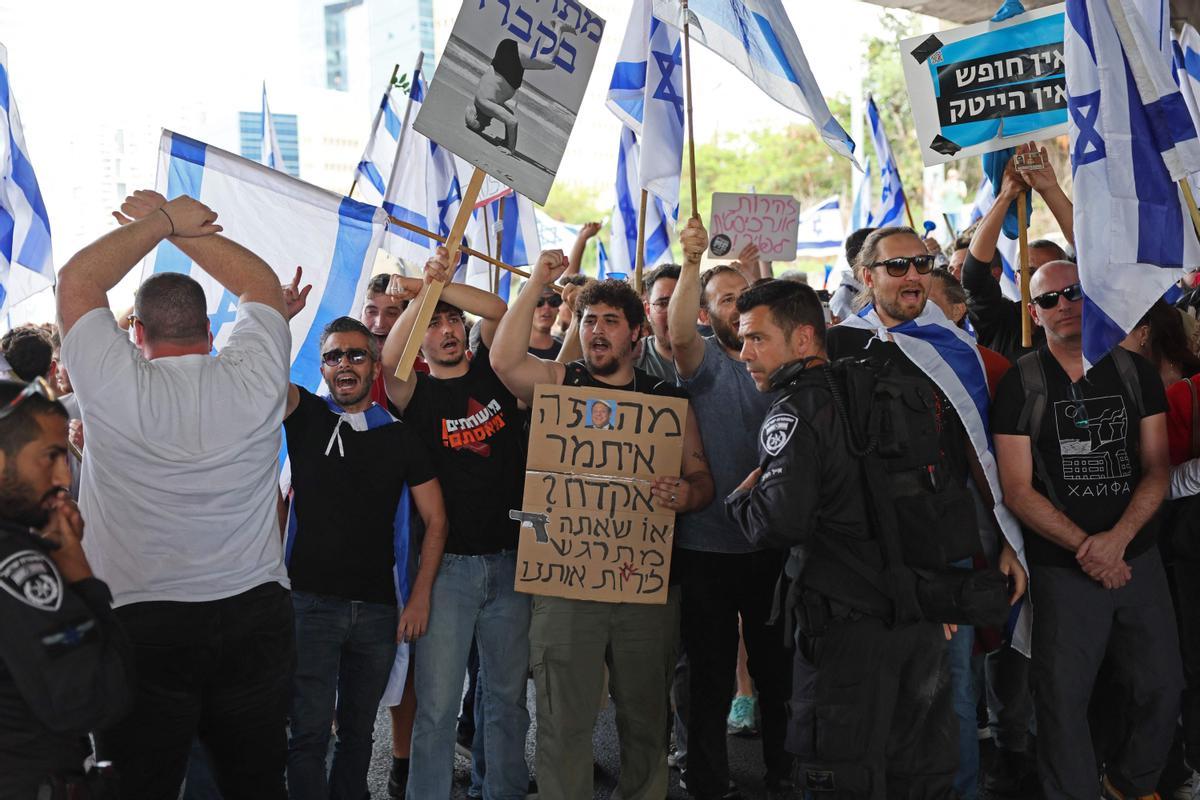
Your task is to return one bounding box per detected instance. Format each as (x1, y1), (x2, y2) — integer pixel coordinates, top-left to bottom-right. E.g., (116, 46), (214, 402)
(1018, 191), (1033, 348)
(682, 0), (699, 220)
(348, 63), (403, 199)
(393, 167), (485, 381)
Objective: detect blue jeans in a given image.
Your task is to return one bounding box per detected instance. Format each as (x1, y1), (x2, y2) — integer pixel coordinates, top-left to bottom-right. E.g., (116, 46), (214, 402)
(948, 623), (978, 800)
(407, 551), (531, 800)
(287, 591), (397, 800)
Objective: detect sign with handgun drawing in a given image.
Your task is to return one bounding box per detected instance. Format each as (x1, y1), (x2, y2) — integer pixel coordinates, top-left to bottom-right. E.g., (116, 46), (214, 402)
(512, 384), (688, 604)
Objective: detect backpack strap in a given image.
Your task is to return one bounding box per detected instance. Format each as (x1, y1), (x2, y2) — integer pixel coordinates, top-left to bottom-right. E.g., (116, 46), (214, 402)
(1109, 345), (1146, 419)
(1014, 350), (1068, 511)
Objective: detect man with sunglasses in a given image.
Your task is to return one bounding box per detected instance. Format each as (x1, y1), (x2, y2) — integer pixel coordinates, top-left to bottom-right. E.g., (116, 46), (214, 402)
(54, 190), (297, 797)
(992, 261), (1181, 800)
(0, 379), (134, 799)
(829, 226), (1028, 800)
(279, 315), (447, 800)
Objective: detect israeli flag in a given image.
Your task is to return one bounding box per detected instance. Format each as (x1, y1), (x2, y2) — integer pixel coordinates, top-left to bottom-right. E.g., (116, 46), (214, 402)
(261, 82), (286, 173)
(1172, 25), (1200, 196)
(651, 0), (855, 162)
(1066, 0), (1200, 368)
(608, 0), (685, 209)
(353, 80), (406, 205)
(381, 68), (466, 268)
(463, 192), (542, 291)
(534, 209), (582, 254)
(839, 302), (1029, 649)
(795, 196), (845, 257)
(968, 170), (1022, 301)
(868, 96), (907, 227)
(610, 127), (675, 275)
(0, 44), (53, 316)
(598, 240), (610, 279)
(141, 131), (387, 393)
(850, 156), (875, 232)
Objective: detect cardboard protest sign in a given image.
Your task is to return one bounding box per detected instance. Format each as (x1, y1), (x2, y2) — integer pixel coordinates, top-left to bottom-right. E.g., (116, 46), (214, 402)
(707, 193), (800, 261)
(413, 0), (606, 205)
(900, 4), (1066, 167)
(514, 384), (688, 604)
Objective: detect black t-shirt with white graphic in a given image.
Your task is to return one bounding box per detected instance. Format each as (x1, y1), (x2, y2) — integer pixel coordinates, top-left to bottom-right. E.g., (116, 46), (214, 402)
(284, 388), (437, 605)
(404, 343), (527, 554)
(992, 347), (1167, 568)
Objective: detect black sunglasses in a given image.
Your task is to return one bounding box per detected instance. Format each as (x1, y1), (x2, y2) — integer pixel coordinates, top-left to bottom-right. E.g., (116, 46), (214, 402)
(1031, 282), (1083, 309)
(321, 348), (371, 367)
(0, 377), (56, 421)
(537, 295), (564, 309)
(867, 254), (936, 277)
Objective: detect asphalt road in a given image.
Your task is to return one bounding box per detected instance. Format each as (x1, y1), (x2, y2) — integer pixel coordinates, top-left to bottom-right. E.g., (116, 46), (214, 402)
(365, 679), (777, 799)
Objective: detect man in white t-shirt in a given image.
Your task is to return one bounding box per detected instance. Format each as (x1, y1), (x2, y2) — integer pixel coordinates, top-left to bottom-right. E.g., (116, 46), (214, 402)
(56, 189), (296, 799)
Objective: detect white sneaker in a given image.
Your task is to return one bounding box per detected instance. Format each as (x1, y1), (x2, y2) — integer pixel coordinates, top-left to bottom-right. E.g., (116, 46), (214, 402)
(1173, 771), (1199, 800)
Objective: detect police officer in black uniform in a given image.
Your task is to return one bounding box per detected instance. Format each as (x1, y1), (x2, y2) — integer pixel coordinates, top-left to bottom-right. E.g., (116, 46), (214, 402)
(725, 280), (960, 800)
(0, 379), (133, 799)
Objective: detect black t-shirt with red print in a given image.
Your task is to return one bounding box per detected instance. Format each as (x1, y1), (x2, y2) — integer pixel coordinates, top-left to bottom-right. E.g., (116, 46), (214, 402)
(403, 342), (526, 554)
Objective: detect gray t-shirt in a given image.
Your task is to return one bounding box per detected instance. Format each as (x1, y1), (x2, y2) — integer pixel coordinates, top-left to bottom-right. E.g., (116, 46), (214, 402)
(678, 336), (773, 553)
(636, 335), (678, 384)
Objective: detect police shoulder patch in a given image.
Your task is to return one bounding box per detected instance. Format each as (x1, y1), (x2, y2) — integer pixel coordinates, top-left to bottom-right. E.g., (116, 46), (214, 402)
(761, 413), (799, 457)
(0, 550), (63, 612)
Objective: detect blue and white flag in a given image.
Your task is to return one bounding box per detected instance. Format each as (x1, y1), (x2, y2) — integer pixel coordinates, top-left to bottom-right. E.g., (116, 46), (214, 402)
(261, 82), (286, 173)
(969, 169), (1022, 301)
(651, 0), (855, 162)
(535, 209), (582, 254)
(867, 96), (907, 228)
(353, 78), (406, 206)
(795, 196), (845, 257)
(380, 67), (467, 268)
(608, 0), (686, 207)
(141, 131), (386, 394)
(463, 192), (542, 291)
(1066, 0), (1200, 368)
(0, 44), (53, 316)
(850, 157), (875, 232)
(1172, 25), (1200, 196)
(610, 127), (675, 275)
(839, 301), (1029, 649)
(598, 240), (610, 279)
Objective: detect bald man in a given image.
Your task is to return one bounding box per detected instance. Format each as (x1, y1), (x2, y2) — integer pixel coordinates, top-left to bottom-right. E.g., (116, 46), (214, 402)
(991, 261), (1181, 800)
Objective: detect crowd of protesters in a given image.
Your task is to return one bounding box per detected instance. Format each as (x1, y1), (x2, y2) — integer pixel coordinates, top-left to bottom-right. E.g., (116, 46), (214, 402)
(5, 139), (1200, 800)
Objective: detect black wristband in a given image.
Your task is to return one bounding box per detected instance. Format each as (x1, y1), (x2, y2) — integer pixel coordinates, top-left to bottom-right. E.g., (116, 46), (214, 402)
(158, 206), (175, 236)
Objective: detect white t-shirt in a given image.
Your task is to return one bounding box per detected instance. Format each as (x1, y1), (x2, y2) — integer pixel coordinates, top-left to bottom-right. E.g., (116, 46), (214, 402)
(60, 302), (292, 606)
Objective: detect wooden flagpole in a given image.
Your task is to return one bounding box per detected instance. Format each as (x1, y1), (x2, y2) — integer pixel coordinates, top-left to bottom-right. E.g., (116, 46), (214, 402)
(1018, 192), (1033, 348)
(393, 168), (486, 381)
(682, 0), (699, 219)
(384, 213), (552, 289)
(495, 198), (507, 294)
(635, 190), (649, 293)
(483, 207), (496, 294)
(1181, 179), (1200, 238)
(348, 62), (402, 199)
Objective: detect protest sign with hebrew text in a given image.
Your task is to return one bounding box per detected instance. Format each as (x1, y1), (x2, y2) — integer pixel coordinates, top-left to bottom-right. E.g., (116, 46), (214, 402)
(515, 383), (687, 604)
(901, 3), (1066, 167)
(707, 193), (800, 261)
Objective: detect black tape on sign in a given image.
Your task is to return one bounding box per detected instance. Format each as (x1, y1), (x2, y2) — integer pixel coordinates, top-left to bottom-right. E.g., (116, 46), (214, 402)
(930, 135), (962, 157)
(911, 35), (944, 64)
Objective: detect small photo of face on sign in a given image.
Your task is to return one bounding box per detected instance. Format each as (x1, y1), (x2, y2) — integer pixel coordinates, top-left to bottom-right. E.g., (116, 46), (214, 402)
(587, 399), (615, 430)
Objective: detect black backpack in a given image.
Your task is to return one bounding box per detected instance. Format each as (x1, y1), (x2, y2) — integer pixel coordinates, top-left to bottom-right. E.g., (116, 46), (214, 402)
(809, 357), (1011, 628)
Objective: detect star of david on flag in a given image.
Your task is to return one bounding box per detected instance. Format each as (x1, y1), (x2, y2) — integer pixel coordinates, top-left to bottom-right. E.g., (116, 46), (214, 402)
(1065, 0), (1200, 369)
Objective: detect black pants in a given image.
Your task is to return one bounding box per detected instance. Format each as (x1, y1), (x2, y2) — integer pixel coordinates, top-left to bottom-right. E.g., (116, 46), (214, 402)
(96, 582), (295, 800)
(791, 613), (957, 800)
(678, 548), (791, 797)
(1030, 548), (1183, 799)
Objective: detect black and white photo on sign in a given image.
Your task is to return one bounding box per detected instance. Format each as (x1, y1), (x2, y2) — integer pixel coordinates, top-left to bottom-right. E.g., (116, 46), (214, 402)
(413, 0), (606, 205)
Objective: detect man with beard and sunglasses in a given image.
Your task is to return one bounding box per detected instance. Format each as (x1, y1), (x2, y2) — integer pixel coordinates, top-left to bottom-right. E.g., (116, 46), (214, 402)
(667, 218), (792, 800)
(380, 249), (533, 800)
(0, 379), (134, 799)
(490, 250), (714, 800)
(992, 260), (1181, 800)
(280, 315), (447, 800)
